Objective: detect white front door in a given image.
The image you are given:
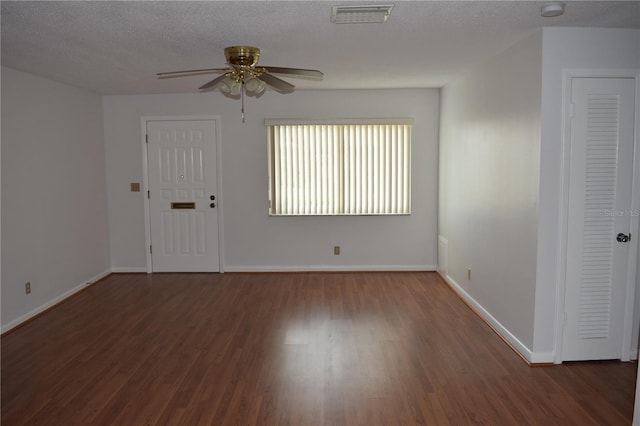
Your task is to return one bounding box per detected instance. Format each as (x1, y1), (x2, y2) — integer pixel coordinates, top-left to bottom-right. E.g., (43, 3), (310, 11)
(147, 120), (220, 272)
(563, 78), (637, 361)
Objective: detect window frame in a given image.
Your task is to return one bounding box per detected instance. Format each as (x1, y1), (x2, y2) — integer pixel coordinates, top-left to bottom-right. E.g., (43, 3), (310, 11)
(266, 118), (414, 217)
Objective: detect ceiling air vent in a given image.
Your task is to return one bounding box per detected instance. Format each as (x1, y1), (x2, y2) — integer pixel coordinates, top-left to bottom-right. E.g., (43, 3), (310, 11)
(331, 4), (395, 24)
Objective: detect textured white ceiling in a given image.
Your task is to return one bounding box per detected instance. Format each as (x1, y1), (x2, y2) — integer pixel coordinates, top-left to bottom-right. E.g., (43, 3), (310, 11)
(2, 1), (639, 95)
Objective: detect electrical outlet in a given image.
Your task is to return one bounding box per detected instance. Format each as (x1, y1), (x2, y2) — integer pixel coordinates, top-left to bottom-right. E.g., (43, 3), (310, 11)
(25, 282), (31, 294)
(334, 246), (340, 255)
(467, 269), (471, 280)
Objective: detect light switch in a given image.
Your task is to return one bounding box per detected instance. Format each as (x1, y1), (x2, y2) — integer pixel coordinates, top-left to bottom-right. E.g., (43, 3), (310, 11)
(130, 182), (141, 192)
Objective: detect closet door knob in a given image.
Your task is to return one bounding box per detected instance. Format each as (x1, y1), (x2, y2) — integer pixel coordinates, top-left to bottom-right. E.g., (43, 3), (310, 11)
(616, 233), (630, 243)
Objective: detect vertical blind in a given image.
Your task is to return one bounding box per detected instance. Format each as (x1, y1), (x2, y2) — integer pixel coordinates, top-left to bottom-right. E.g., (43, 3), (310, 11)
(267, 120), (412, 216)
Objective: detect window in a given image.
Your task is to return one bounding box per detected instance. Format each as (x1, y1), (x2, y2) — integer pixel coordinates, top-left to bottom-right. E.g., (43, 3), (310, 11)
(267, 119), (412, 216)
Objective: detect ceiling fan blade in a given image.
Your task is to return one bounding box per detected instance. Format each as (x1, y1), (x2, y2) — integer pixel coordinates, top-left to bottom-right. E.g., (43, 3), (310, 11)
(262, 66), (323, 78)
(157, 68), (228, 78)
(199, 74), (228, 91)
(258, 73), (295, 93)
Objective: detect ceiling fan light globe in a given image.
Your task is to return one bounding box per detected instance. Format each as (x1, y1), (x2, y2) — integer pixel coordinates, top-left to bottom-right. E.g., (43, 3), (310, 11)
(221, 77), (242, 96)
(245, 77), (263, 94)
(219, 76), (236, 94)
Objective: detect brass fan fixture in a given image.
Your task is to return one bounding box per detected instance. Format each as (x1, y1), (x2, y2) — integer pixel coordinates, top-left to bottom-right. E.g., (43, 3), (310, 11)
(158, 46), (323, 122)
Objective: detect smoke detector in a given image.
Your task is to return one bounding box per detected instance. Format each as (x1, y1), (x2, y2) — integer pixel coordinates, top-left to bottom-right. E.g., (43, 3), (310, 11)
(541, 3), (565, 17)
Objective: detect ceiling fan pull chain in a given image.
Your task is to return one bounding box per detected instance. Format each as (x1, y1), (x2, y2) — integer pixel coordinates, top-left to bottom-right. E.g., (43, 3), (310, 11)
(241, 81), (246, 123)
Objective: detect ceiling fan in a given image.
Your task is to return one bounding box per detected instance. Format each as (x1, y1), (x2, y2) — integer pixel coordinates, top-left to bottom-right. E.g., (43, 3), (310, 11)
(158, 46), (323, 121)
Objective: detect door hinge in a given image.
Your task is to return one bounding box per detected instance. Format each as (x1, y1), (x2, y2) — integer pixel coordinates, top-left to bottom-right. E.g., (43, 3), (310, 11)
(150, 245), (153, 254)
(145, 134), (149, 143)
(147, 190), (150, 199)
(569, 103), (574, 118)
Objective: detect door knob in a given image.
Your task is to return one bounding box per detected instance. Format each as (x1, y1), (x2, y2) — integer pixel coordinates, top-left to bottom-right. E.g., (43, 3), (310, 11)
(617, 233), (630, 243)
(210, 195), (216, 200)
(210, 203), (216, 208)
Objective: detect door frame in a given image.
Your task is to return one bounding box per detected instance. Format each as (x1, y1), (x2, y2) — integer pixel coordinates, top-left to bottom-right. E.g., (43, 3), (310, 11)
(141, 116), (225, 273)
(555, 70), (640, 363)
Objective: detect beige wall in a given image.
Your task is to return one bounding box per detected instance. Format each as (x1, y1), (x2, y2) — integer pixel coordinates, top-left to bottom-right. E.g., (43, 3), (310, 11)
(103, 89), (440, 271)
(439, 31), (543, 357)
(1, 67), (110, 330)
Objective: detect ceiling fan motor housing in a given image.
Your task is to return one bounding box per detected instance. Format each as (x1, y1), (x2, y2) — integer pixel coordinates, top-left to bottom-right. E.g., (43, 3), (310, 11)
(225, 46), (261, 67)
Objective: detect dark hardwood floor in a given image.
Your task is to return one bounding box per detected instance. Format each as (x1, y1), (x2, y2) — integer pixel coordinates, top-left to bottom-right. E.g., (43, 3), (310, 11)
(1, 272), (636, 425)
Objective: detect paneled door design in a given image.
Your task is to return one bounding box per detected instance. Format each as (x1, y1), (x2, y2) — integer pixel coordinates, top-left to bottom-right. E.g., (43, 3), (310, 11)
(563, 78), (636, 361)
(147, 120), (220, 272)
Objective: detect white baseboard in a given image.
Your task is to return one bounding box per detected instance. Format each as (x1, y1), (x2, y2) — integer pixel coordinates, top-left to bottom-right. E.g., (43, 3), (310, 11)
(530, 351), (556, 364)
(1, 269), (111, 334)
(110, 267), (148, 273)
(440, 272), (535, 363)
(110, 265), (437, 274)
(224, 265), (437, 273)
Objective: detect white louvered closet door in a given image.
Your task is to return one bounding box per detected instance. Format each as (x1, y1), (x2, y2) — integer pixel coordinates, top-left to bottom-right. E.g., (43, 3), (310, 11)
(563, 78), (636, 361)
